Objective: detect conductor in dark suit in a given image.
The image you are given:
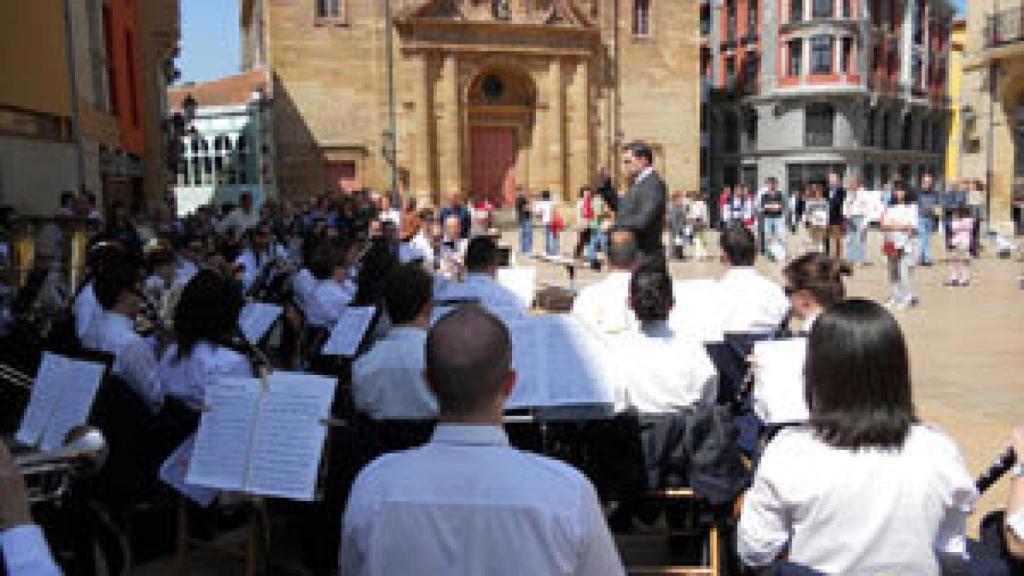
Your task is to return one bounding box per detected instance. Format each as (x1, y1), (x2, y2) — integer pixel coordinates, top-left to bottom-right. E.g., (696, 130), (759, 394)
(616, 142), (667, 268)
(824, 172), (846, 260)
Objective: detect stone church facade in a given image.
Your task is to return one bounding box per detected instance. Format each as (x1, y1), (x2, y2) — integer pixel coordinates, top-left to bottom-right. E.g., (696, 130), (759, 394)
(241, 0), (700, 207)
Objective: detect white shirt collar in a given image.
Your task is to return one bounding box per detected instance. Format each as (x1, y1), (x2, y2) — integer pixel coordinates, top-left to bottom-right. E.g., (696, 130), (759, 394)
(431, 424), (509, 447)
(635, 166), (655, 184)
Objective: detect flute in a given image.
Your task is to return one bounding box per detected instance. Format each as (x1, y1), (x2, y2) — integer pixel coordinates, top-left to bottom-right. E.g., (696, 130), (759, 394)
(976, 446), (1017, 494)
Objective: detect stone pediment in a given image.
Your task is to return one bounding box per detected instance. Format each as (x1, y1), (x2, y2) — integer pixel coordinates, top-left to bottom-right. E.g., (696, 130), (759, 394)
(397, 0), (593, 28)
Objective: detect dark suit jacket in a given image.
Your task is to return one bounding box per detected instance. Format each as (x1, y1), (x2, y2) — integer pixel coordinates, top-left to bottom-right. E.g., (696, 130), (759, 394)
(616, 170), (667, 260)
(825, 186), (846, 225)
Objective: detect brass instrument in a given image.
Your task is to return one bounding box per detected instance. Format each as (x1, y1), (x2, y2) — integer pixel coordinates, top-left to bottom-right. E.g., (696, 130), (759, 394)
(15, 426), (108, 504)
(0, 361), (33, 391)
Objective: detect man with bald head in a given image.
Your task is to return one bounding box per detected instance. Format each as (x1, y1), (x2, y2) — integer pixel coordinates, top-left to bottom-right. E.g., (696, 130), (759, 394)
(340, 306), (623, 576)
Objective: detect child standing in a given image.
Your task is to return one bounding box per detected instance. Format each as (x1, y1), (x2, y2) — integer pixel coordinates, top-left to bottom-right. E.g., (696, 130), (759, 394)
(946, 206), (975, 287)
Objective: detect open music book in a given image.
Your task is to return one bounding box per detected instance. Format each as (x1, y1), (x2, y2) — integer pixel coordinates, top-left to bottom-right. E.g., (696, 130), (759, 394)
(239, 302), (284, 346)
(752, 338), (810, 425)
(16, 352), (106, 452)
(321, 306), (377, 357)
(186, 372), (337, 501)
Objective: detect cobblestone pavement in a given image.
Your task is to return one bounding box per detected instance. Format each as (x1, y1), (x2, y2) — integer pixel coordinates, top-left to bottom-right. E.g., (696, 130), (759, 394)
(138, 227), (1024, 574)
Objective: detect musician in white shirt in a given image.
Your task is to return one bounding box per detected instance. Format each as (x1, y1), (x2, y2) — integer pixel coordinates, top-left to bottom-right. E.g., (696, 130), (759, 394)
(0, 442), (60, 576)
(716, 224), (789, 334)
(781, 252), (851, 334)
(435, 237), (524, 314)
(572, 228), (638, 334)
(234, 226), (286, 293)
(307, 243), (356, 328)
(615, 268), (716, 413)
(215, 191), (260, 240)
(91, 259), (164, 411)
(739, 300), (976, 575)
(352, 263), (437, 420)
(341, 305), (623, 575)
(157, 270), (253, 409)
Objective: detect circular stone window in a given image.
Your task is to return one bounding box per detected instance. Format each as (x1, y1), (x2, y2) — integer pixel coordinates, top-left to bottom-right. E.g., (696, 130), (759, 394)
(481, 75), (505, 103)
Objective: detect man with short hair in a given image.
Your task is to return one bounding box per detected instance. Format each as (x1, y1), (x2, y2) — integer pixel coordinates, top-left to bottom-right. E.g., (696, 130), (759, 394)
(217, 191), (260, 241)
(617, 141), (667, 268)
(716, 224), (789, 334)
(760, 177), (786, 260)
(916, 173), (939, 266)
(352, 264), (437, 420)
(824, 172), (847, 260)
(572, 228), (639, 333)
(438, 192), (471, 240)
(341, 306), (623, 575)
(436, 236), (524, 312)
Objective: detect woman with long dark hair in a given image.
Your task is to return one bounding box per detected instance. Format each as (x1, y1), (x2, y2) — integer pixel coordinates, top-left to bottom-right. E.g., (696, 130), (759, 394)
(157, 270), (252, 408)
(739, 299), (976, 574)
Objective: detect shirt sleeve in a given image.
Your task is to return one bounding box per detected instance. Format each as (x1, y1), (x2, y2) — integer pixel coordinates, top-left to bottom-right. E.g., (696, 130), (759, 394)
(737, 443), (793, 567)
(573, 481), (625, 576)
(118, 337), (163, 411)
(1, 524), (61, 576)
(933, 437), (978, 572)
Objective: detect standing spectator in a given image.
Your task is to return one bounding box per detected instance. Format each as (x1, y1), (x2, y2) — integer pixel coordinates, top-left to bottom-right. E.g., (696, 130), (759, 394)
(967, 179), (986, 257)
(791, 187), (806, 234)
(438, 192), (471, 240)
(595, 165), (618, 215)
(585, 188), (608, 268)
(916, 173), (940, 266)
(616, 141), (668, 268)
(804, 186), (829, 254)
(843, 179), (870, 266)
(216, 191), (260, 241)
(573, 187), (595, 260)
(946, 206), (975, 287)
(942, 181), (967, 251)
(103, 200), (144, 257)
(881, 181), (919, 310)
(760, 177), (786, 261)
(514, 186), (533, 255)
(667, 191), (688, 261)
(533, 190), (559, 257)
(824, 172), (847, 261)
(687, 190), (710, 261)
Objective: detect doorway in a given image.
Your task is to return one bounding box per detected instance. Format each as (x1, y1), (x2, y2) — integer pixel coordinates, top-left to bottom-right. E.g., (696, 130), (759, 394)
(469, 126), (518, 205)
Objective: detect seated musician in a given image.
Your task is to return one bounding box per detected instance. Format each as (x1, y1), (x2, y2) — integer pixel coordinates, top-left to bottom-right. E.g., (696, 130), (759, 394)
(234, 225), (285, 292)
(435, 236), (524, 313)
(615, 268), (717, 413)
(74, 241), (125, 344)
(781, 252), (851, 334)
(351, 239), (400, 340)
(142, 243), (175, 302)
(0, 442), (60, 576)
(738, 299), (976, 574)
(341, 305), (624, 575)
(716, 224), (789, 334)
(157, 270), (253, 409)
(90, 259), (164, 411)
(351, 263), (437, 420)
(398, 212), (433, 268)
(437, 215), (466, 278)
(307, 240), (357, 329)
(571, 228), (638, 334)
(292, 240), (333, 319)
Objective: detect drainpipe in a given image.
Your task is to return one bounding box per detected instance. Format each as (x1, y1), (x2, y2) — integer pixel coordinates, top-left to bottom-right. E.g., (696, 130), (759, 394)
(62, 0), (86, 193)
(385, 0), (399, 207)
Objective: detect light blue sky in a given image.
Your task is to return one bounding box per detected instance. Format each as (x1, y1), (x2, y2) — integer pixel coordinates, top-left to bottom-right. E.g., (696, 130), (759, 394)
(175, 0), (968, 84)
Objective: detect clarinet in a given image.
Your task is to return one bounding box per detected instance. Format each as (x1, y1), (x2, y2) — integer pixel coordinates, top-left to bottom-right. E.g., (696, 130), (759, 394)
(976, 446), (1017, 494)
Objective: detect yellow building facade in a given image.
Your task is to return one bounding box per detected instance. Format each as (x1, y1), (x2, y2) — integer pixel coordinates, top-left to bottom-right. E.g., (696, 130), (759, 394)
(242, 0), (701, 207)
(959, 0), (1024, 231)
(946, 20), (965, 182)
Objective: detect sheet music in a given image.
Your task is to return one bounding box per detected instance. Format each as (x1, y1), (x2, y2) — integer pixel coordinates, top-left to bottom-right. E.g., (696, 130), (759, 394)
(186, 378), (262, 492)
(321, 306), (377, 357)
(496, 267), (536, 308)
(670, 279), (726, 343)
(245, 372), (336, 501)
(17, 353), (105, 452)
(753, 338), (810, 425)
(506, 319), (545, 408)
(160, 435), (217, 507)
(40, 359), (105, 452)
(239, 302), (283, 346)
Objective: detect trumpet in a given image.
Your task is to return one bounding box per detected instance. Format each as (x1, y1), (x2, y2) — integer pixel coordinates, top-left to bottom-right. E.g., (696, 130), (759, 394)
(15, 426), (108, 504)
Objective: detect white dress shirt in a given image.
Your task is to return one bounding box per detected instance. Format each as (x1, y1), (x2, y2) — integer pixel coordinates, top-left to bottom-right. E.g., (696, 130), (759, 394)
(74, 282), (103, 343)
(612, 321), (717, 414)
(398, 233), (433, 267)
(91, 311), (163, 411)
(174, 259), (199, 286)
(307, 279), (355, 328)
(716, 267), (789, 335)
(739, 425), (977, 575)
(340, 424), (624, 576)
(436, 273), (525, 315)
(570, 271), (635, 334)
(292, 268), (319, 315)
(157, 342), (252, 408)
(234, 245), (287, 292)
(215, 207), (260, 239)
(351, 326), (436, 420)
(1, 524), (61, 576)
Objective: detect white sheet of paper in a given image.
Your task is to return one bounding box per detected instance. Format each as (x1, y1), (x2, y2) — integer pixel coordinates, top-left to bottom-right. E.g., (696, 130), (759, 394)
(40, 359), (105, 452)
(244, 372), (336, 501)
(17, 353), (106, 452)
(321, 306), (377, 357)
(160, 435), (217, 507)
(497, 267), (536, 308)
(239, 302), (283, 346)
(506, 318), (545, 408)
(753, 338), (810, 425)
(669, 279), (725, 343)
(186, 378), (262, 492)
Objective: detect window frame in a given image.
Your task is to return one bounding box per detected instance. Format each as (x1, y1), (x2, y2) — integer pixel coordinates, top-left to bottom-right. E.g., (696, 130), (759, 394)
(633, 0), (652, 37)
(805, 103), (835, 148)
(315, 0), (346, 25)
(789, 38), (804, 77)
(812, 0), (834, 19)
(810, 35), (833, 76)
(791, 0), (804, 22)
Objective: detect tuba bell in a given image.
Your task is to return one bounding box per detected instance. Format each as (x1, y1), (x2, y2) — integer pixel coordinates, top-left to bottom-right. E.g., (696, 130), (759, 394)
(14, 426), (108, 504)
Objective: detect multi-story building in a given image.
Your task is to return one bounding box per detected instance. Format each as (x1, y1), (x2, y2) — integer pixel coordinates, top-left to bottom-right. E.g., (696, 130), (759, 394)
(167, 70), (277, 215)
(958, 0), (1024, 233)
(945, 17), (965, 183)
(239, 0), (702, 208)
(703, 0), (954, 194)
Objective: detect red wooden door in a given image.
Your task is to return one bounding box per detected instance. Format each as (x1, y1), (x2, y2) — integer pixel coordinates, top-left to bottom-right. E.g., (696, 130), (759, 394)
(470, 126), (518, 206)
